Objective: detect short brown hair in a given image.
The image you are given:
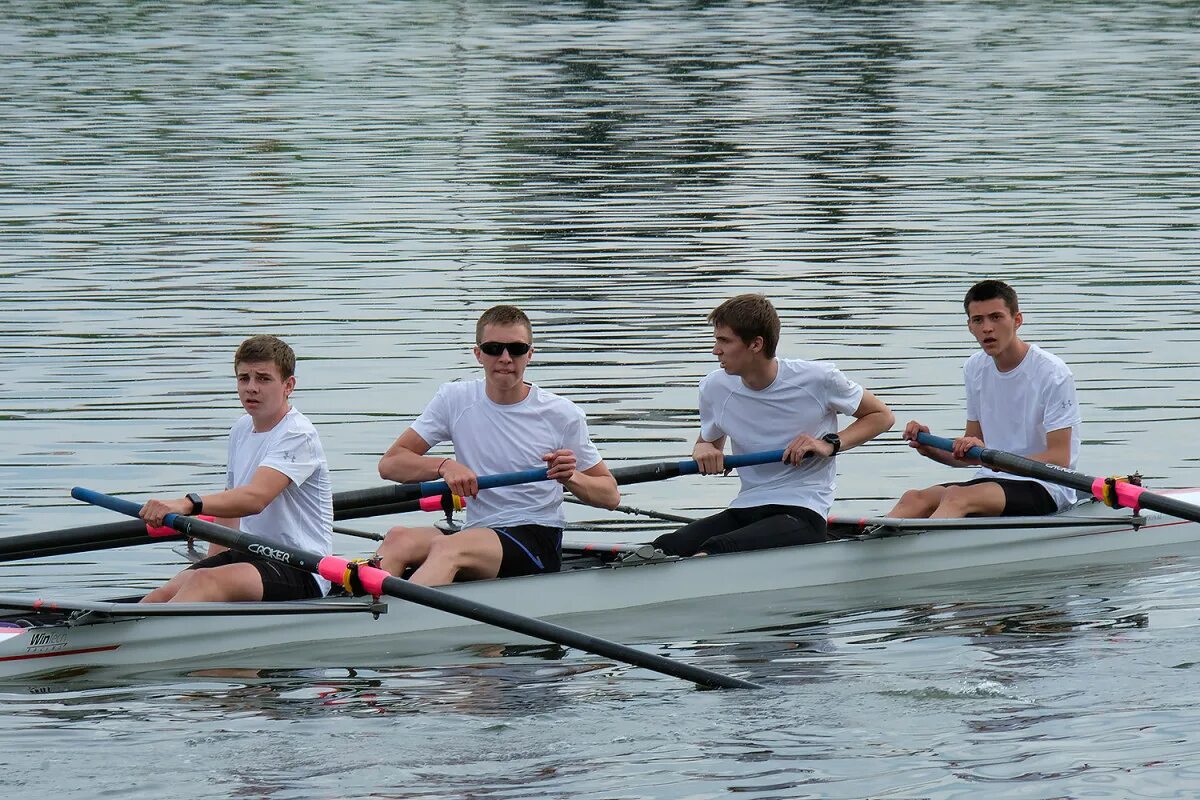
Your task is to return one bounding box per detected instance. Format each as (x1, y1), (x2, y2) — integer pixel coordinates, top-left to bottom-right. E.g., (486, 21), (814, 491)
(475, 305), (533, 343)
(964, 280), (1019, 315)
(234, 335), (296, 379)
(708, 294), (780, 358)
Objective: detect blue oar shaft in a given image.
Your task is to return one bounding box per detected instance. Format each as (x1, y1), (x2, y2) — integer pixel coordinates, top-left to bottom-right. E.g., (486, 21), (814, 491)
(336, 449), (788, 512)
(915, 432), (1200, 525)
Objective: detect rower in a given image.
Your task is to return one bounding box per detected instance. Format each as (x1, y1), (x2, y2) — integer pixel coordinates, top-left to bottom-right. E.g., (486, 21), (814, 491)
(373, 304), (620, 586)
(888, 279), (1082, 519)
(652, 293), (894, 557)
(137, 335), (334, 603)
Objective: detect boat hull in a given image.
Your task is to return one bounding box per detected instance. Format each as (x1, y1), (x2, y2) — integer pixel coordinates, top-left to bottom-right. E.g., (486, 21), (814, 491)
(3, 495), (1199, 679)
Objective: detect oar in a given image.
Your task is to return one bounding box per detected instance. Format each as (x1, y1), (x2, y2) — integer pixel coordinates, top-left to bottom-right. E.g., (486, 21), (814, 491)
(0, 492), (447, 563)
(71, 487), (761, 690)
(334, 449), (788, 513)
(565, 496), (697, 524)
(0, 519), (194, 564)
(7, 450), (781, 562)
(916, 432), (1200, 524)
(332, 525), (384, 542)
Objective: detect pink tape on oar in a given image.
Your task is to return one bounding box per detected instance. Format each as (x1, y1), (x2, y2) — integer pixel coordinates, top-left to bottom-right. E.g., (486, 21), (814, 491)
(1091, 478), (1146, 511)
(145, 515), (214, 537)
(318, 556), (389, 598)
(418, 494), (465, 513)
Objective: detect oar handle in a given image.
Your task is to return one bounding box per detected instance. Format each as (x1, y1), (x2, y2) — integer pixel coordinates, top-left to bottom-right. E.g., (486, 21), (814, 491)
(418, 466), (550, 498)
(333, 466), (551, 510)
(915, 433), (976, 459)
(683, 449), (786, 474)
(609, 449), (788, 487)
(72, 488), (163, 525)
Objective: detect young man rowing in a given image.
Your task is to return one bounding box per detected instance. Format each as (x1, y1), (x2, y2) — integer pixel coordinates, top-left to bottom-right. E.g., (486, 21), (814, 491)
(139, 335), (333, 602)
(653, 294), (894, 557)
(375, 305), (620, 585)
(888, 279), (1082, 518)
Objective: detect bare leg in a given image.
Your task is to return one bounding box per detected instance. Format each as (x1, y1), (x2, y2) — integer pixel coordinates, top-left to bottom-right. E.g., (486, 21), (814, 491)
(930, 483), (1006, 518)
(376, 526), (441, 576)
(409, 528), (505, 586)
(171, 563), (265, 602)
(141, 570), (191, 603)
(888, 486), (948, 518)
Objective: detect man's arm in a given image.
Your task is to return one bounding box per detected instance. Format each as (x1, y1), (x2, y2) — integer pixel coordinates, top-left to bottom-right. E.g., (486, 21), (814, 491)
(783, 388), (894, 463)
(138, 466), (292, 529)
(838, 389), (894, 450)
(560, 459), (620, 510)
(378, 428), (438, 482)
(1029, 427), (1072, 467)
(379, 428), (486, 498)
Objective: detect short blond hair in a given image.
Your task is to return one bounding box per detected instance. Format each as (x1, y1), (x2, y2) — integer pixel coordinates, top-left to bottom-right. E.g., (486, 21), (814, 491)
(475, 305), (533, 342)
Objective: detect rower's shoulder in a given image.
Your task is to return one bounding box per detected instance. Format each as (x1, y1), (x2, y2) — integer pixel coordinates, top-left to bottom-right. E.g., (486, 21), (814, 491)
(525, 383), (585, 416)
(281, 406), (320, 434)
(1025, 343), (1072, 371)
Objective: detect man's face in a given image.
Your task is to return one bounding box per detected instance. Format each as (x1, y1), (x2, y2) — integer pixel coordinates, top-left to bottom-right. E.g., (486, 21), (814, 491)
(711, 324), (759, 375)
(967, 298), (1022, 357)
(474, 322), (534, 387)
(235, 360), (294, 421)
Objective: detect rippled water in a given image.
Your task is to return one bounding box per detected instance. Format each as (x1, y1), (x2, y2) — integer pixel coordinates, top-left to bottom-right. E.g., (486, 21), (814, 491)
(2, 1), (1200, 797)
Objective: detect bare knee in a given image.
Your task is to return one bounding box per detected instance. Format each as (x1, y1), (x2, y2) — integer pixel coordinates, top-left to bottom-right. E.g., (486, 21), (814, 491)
(890, 487), (940, 518)
(142, 581), (181, 604)
(171, 569), (220, 602)
(377, 526), (429, 574)
(424, 536), (467, 571)
(934, 485), (976, 517)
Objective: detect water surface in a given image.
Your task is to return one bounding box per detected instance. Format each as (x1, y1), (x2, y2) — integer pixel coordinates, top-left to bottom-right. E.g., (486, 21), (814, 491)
(2, 1), (1199, 797)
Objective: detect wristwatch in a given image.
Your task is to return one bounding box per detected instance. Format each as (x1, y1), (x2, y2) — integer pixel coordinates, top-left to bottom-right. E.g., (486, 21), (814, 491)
(186, 492), (204, 515)
(820, 433), (841, 456)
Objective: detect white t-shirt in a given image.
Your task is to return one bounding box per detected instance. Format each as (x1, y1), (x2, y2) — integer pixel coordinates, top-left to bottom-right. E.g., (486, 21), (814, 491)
(699, 359), (864, 515)
(964, 345), (1082, 511)
(226, 406), (334, 594)
(410, 380), (602, 531)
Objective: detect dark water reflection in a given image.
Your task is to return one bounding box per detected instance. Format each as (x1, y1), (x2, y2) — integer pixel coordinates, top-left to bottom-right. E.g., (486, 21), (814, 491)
(2, 0), (1200, 797)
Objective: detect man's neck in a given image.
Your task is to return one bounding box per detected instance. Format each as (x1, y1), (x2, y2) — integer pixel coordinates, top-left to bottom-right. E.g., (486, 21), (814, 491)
(740, 357), (779, 391)
(485, 380), (531, 405)
(992, 339), (1030, 373)
(253, 404), (290, 432)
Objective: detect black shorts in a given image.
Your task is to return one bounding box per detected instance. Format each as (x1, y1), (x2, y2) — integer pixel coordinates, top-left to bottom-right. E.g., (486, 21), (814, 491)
(940, 477), (1056, 516)
(492, 525), (563, 578)
(189, 550), (323, 601)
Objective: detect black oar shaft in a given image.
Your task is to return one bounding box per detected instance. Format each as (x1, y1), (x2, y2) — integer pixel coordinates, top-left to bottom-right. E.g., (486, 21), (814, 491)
(916, 432), (1200, 525)
(4, 491), (425, 563)
(0, 520), (185, 563)
(72, 487), (760, 690)
(334, 498), (423, 520)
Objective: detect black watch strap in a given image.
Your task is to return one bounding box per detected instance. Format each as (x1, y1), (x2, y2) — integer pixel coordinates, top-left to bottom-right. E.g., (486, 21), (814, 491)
(821, 433), (841, 455)
(186, 492), (204, 515)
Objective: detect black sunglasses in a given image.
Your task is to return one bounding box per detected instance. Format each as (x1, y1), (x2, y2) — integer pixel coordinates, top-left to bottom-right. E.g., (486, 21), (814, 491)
(478, 341), (532, 357)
